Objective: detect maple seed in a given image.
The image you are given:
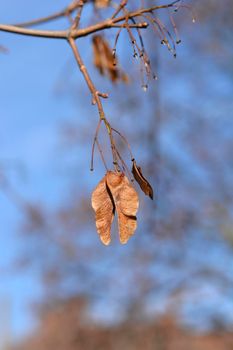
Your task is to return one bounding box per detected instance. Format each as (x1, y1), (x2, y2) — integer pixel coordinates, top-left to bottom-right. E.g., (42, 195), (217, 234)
(131, 159), (154, 200)
(91, 176), (114, 245)
(91, 171), (139, 245)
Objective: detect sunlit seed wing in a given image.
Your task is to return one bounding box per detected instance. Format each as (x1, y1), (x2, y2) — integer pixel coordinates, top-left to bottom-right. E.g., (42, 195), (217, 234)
(119, 176), (139, 217)
(117, 210), (137, 244)
(91, 175), (115, 245)
(118, 176), (139, 244)
(106, 171), (139, 244)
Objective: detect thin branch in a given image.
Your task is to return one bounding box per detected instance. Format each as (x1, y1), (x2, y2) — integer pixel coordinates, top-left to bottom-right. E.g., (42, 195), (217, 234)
(110, 0), (181, 25)
(112, 23), (148, 28)
(111, 0), (127, 19)
(76, 1), (181, 39)
(111, 128), (134, 160)
(0, 1), (181, 40)
(15, 1), (80, 28)
(15, 12), (66, 28)
(96, 139), (108, 171)
(71, 0), (86, 30)
(0, 24), (68, 39)
(91, 119), (102, 171)
(68, 37), (119, 169)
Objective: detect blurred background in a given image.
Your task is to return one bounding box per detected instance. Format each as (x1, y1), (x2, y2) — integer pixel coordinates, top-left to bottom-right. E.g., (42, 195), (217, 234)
(0, 1), (233, 349)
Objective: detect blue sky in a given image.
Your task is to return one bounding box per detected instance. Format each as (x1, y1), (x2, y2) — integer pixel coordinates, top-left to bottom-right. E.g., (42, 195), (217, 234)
(0, 1), (78, 341)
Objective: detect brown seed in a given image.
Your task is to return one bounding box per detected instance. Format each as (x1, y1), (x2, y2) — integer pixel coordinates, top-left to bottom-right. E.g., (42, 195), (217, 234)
(91, 171), (139, 245)
(106, 171), (139, 244)
(91, 175), (114, 245)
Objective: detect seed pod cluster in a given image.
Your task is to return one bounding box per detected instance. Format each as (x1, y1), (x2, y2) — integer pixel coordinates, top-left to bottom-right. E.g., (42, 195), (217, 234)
(92, 171), (139, 245)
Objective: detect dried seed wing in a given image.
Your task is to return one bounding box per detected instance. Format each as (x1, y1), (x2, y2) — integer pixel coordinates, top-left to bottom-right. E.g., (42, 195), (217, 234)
(106, 171), (139, 244)
(118, 177), (139, 244)
(92, 35), (128, 83)
(119, 176), (139, 217)
(92, 35), (104, 75)
(106, 171), (124, 198)
(91, 175), (115, 245)
(132, 160), (154, 200)
(117, 210), (137, 244)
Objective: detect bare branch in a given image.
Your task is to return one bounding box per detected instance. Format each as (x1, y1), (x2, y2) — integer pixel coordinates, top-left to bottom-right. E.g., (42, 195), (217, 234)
(68, 37), (119, 169)
(0, 1), (181, 40)
(0, 24), (68, 39)
(14, 1), (80, 28)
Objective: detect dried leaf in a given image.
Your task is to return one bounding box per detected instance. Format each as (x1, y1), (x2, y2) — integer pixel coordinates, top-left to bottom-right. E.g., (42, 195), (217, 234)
(91, 175), (114, 245)
(132, 159), (154, 200)
(106, 171), (139, 244)
(92, 35), (128, 83)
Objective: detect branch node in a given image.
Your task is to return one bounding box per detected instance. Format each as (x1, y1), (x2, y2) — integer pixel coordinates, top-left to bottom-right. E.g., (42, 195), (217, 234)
(80, 64), (85, 71)
(92, 96), (97, 105)
(97, 91), (109, 99)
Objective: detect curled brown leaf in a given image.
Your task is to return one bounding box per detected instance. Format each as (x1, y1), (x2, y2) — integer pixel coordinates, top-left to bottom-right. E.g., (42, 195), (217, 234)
(92, 35), (128, 83)
(132, 159), (154, 200)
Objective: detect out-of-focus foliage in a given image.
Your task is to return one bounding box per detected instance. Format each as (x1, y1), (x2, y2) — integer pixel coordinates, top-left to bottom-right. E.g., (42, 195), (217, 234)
(15, 0), (233, 331)
(14, 297), (233, 350)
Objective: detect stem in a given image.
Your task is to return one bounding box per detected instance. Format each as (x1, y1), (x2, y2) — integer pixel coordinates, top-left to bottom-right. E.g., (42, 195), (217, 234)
(68, 37), (118, 169)
(111, 0), (128, 19)
(71, 0), (86, 30)
(15, 0), (80, 27)
(111, 128), (134, 160)
(91, 119), (102, 171)
(96, 140), (108, 171)
(0, 24), (67, 39)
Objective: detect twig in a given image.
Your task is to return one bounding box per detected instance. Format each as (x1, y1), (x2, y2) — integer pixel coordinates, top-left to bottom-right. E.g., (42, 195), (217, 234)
(112, 23), (148, 28)
(91, 119), (102, 171)
(111, 128), (134, 160)
(71, 0), (86, 30)
(68, 37), (118, 169)
(111, 0), (127, 19)
(15, 1), (80, 27)
(96, 139), (108, 171)
(0, 24), (68, 39)
(0, 1), (181, 40)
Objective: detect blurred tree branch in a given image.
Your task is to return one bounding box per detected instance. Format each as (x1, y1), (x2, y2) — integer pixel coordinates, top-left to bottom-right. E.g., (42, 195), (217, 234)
(0, 1), (180, 39)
